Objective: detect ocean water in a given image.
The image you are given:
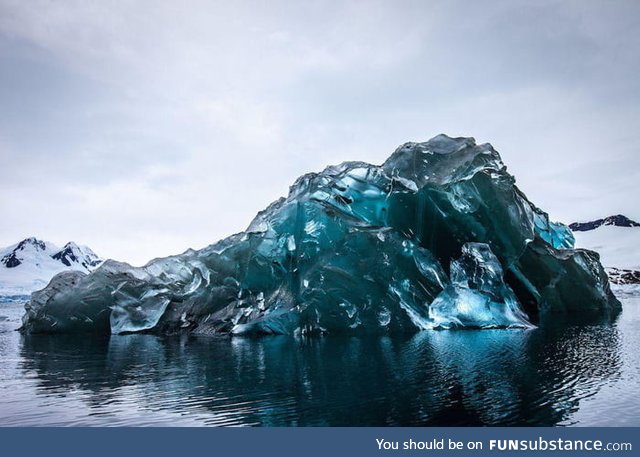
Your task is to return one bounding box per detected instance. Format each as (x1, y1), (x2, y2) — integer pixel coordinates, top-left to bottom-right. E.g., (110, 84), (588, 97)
(0, 292), (638, 426)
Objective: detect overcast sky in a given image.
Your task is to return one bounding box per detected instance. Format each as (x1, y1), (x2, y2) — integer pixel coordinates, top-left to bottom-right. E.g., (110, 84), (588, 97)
(0, 0), (639, 265)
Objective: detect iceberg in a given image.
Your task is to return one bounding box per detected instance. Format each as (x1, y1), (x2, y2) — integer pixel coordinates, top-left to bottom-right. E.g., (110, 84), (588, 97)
(21, 135), (621, 335)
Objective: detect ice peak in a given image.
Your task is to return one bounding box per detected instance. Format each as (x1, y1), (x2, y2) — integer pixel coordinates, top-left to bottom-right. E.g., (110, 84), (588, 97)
(382, 135), (503, 187)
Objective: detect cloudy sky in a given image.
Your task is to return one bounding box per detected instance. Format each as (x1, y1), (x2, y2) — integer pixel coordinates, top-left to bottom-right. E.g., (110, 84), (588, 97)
(0, 0), (638, 265)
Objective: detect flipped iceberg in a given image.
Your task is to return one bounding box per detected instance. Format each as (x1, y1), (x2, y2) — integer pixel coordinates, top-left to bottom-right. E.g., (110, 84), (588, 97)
(21, 135), (621, 335)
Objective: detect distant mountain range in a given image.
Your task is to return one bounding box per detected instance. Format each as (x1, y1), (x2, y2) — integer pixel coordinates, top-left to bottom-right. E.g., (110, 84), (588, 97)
(0, 237), (102, 296)
(570, 214), (640, 232)
(572, 215), (640, 285)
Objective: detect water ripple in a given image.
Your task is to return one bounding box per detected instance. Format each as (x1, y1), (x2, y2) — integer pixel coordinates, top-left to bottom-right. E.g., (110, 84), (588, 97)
(0, 296), (638, 426)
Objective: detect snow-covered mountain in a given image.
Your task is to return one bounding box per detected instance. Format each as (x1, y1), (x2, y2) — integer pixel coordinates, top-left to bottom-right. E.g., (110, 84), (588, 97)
(570, 214), (640, 232)
(0, 237), (102, 296)
(572, 215), (640, 285)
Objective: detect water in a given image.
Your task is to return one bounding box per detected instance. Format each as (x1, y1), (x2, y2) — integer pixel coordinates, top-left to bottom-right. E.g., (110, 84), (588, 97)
(1, 292), (639, 426)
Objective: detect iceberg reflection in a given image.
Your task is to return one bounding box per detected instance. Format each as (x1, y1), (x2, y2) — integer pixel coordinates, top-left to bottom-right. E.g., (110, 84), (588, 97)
(16, 320), (622, 426)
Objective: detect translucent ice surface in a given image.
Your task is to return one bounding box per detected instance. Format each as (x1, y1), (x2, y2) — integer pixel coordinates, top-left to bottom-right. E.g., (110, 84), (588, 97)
(21, 135), (620, 335)
(429, 243), (533, 329)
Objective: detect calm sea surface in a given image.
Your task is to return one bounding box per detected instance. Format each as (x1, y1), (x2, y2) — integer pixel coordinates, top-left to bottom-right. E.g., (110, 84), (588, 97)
(1, 291), (638, 426)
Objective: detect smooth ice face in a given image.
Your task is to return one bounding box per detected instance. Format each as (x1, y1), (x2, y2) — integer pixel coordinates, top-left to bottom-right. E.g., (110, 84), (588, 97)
(532, 207), (576, 249)
(429, 243), (533, 329)
(21, 135), (621, 336)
